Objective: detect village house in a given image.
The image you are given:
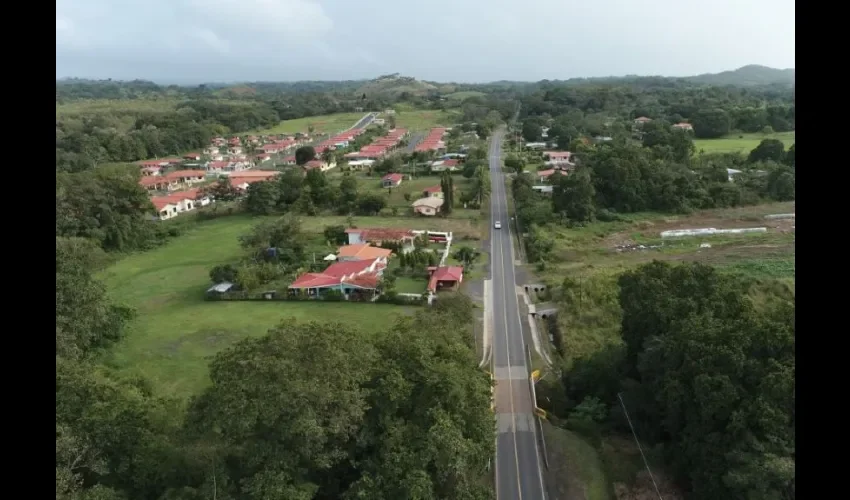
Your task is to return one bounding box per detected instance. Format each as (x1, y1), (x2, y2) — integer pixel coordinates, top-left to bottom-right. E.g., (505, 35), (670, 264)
(255, 154), (271, 163)
(150, 189), (208, 220)
(140, 176), (180, 192)
(304, 159), (336, 172)
(543, 151), (573, 166)
(183, 153), (202, 161)
(430, 159), (460, 172)
(344, 228), (416, 249)
(381, 173), (403, 188)
(426, 266), (464, 292)
(228, 146), (243, 155)
(347, 160), (375, 170)
(138, 159), (171, 169)
(203, 146), (220, 156)
(634, 116), (653, 125)
(535, 169), (567, 183)
(673, 122), (694, 131)
(412, 197), (444, 216)
(288, 258), (387, 299)
(336, 244), (394, 262)
(165, 169), (207, 186)
(141, 166), (162, 177)
(422, 185), (444, 199)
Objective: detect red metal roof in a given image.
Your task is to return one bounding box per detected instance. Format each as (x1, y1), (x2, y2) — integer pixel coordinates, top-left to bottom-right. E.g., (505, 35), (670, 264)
(428, 266), (464, 291)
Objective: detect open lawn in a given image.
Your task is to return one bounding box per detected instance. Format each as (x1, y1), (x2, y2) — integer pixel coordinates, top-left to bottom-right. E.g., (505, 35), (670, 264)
(99, 215), (414, 400)
(393, 109), (460, 131)
(253, 112), (366, 135)
(694, 131), (795, 154)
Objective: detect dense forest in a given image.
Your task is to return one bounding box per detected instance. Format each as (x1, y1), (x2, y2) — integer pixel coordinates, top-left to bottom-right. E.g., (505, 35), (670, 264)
(548, 261), (795, 500)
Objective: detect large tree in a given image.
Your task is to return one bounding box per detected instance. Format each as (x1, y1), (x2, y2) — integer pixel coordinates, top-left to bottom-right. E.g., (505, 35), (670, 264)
(552, 167), (596, 223)
(616, 261), (795, 500)
(184, 298), (493, 499)
(56, 237), (134, 360)
(295, 146), (316, 166)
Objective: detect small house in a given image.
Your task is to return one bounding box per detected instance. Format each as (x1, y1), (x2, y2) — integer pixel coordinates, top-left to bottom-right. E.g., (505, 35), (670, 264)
(412, 197), (444, 216)
(381, 173), (403, 188)
(427, 266), (464, 292)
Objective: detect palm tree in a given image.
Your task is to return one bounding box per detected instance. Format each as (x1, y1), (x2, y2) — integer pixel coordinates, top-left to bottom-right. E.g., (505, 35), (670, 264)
(470, 165), (491, 207)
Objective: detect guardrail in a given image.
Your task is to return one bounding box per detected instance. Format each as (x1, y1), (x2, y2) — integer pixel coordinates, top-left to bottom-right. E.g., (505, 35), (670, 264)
(526, 343), (550, 470)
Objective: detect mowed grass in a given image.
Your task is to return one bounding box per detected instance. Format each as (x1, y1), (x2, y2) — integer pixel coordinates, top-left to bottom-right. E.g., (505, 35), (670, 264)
(99, 215), (414, 400)
(542, 423), (611, 500)
(393, 109), (460, 131)
(694, 131), (795, 154)
(254, 112), (366, 135)
(444, 91), (486, 101)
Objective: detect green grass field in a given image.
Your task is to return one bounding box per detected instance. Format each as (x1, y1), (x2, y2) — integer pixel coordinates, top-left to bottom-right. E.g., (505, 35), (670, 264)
(56, 98), (180, 117)
(444, 91), (486, 101)
(99, 216), (414, 400)
(254, 112), (367, 135)
(694, 131), (795, 154)
(542, 423), (611, 500)
(393, 109), (460, 131)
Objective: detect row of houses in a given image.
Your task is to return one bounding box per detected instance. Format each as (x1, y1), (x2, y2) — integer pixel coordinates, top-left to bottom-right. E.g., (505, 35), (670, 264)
(148, 170), (280, 220)
(414, 128), (448, 153)
(275, 128), (369, 171)
(344, 128), (410, 161)
(634, 116), (694, 130)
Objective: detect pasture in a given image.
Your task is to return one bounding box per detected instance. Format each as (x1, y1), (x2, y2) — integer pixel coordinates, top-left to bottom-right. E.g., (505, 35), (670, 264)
(694, 131), (795, 154)
(254, 112), (366, 135)
(99, 215), (416, 400)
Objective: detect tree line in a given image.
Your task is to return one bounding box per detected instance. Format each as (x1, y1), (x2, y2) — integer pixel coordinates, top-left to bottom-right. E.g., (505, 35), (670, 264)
(511, 136), (795, 263)
(546, 261), (794, 500)
(515, 81), (794, 142)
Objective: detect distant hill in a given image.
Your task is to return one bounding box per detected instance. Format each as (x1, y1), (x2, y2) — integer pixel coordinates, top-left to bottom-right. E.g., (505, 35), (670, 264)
(684, 65), (795, 86)
(355, 74), (442, 96)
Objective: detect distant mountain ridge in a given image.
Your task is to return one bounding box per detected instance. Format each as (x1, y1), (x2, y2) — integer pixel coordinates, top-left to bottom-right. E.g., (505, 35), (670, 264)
(683, 65), (795, 86)
(57, 65), (795, 95)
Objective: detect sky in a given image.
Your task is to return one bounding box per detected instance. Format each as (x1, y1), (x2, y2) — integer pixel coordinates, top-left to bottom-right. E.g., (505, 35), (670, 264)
(56, 0), (795, 84)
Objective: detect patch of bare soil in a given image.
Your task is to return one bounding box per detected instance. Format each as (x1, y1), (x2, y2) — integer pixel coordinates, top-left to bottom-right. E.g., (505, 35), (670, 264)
(603, 210), (795, 250)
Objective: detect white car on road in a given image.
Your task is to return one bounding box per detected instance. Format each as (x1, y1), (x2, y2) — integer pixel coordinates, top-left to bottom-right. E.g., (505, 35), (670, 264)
(494, 221), (502, 229)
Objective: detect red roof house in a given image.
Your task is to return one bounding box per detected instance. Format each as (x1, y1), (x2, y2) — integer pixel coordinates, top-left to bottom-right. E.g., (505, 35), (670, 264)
(381, 173), (403, 188)
(427, 266), (464, 292)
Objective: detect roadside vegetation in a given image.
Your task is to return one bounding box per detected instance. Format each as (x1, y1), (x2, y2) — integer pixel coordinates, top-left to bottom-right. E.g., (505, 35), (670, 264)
(508, 80), (794, 499)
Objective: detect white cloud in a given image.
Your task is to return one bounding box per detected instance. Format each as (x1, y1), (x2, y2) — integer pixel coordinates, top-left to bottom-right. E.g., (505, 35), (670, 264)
(56, 0), (795, 83)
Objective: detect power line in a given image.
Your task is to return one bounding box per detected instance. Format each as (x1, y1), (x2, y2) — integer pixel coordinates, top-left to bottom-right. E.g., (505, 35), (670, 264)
(617, 392), (664, 500)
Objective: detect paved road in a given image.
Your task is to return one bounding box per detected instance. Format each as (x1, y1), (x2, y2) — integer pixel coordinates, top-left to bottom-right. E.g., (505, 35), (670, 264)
(405, 132), (425, 152)
(350, 112), (377, 130)
(490, 128), (547, 500)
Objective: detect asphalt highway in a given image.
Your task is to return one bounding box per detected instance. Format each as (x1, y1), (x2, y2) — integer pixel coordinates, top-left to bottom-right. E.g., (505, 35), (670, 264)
(489, 128), (547, 500)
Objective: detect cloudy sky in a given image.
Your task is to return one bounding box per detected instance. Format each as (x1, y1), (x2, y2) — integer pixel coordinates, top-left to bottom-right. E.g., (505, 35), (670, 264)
(56, 0), (795, 83)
